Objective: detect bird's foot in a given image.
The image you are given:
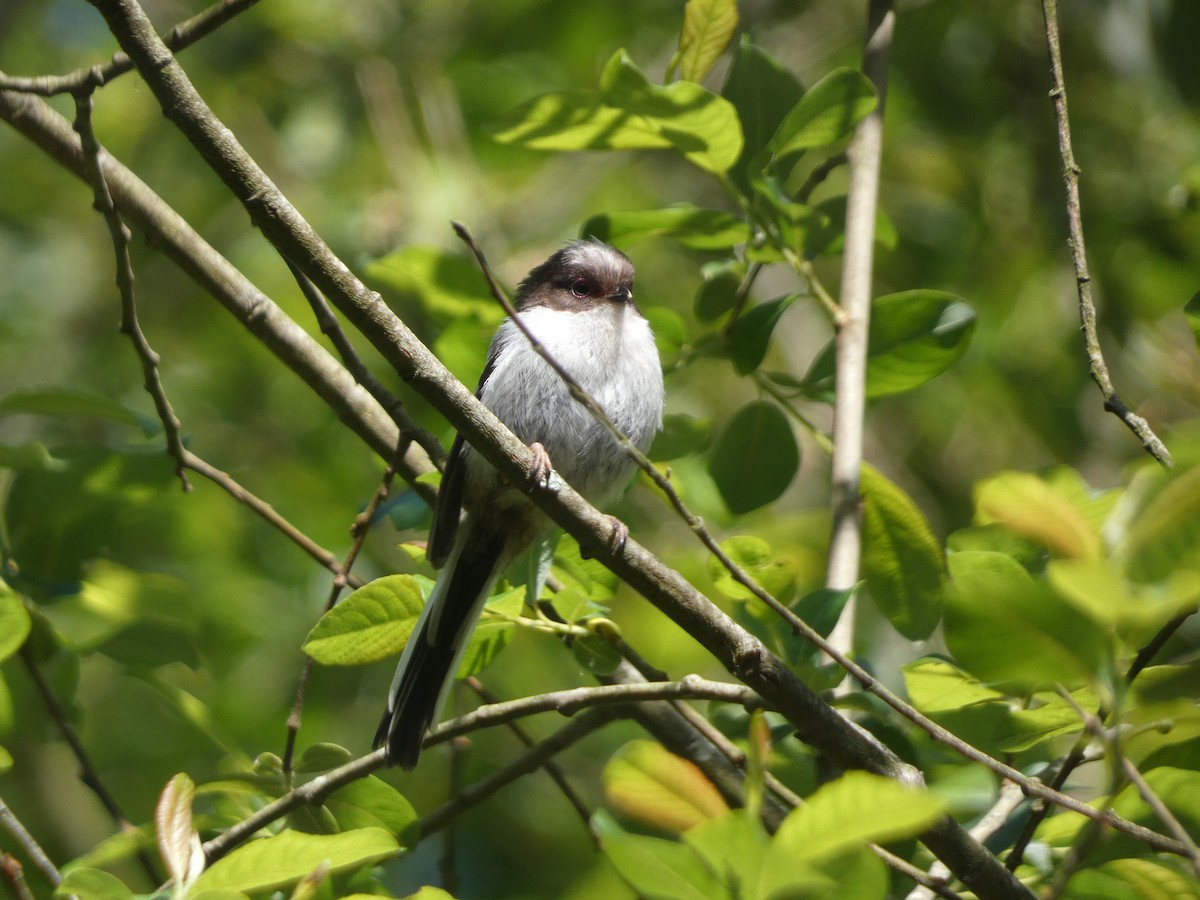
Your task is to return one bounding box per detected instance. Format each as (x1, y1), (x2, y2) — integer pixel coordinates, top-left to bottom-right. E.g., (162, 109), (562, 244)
(528, 441), (553, 489)
(581, 515), (628, 559)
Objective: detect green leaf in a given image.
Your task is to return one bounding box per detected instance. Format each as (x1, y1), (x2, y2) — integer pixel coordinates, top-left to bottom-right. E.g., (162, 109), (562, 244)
(975, 471), (1102, 560)
(675, 0), (739, 84)
(802, 291), (976, 400)
(1121, 463), (1200, 582)
(721, 39), (805, 188)
(1185, 291), (1200, 347)
(1047, 558), (1198, 642)
(0, 388), (159, 436)
(765, 771), (945, 864)
(767, 68), (877, 158)
(303, 575), (425, 666)
(493, 88), (676, 153)
(706, 535), (796, 602)
(366, 245), (500, 325)
(0, 745), (11, 774)
(902, 658), (1007, 715)
(326, 776), (419, 844)
(694, 260), (745, 322)
(681, 810), (767, 898)
(0, 588), (31, 664)
(91, 617), (200, 668)
(193, 828), (400, 894)
(54, 868), (134, 900)
(582, 206), (750, 251)
(729, 295), (798, 375)
(455, 585), (523, 678)
(594, 811), (728, 900)
(860, 464), (945, 640)
(804, 194), (897, 257)
(707, 401), (799, 514)
(944, 551), (1109, 690)
(599, 51), (743, 173)
(650, 414), (712, 462)
(573, 633), (623, 675)
(603, 740), (729, 835)
(552, 537), (619, 600)
(156, 773), (202, 891)
(645, 306), (688, 359)
(295, 742), (353, 773)
(0, 441), (67, 472)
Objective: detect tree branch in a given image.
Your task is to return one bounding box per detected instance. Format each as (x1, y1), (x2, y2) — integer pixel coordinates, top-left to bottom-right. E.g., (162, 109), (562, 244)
(826, 0), (894, 654)
(1039, 0), (1171, 467)
(0, 795), (61, 889)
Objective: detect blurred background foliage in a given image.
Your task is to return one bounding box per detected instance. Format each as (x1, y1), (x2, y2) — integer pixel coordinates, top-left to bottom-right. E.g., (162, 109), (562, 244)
(1, 0), (1199, 897)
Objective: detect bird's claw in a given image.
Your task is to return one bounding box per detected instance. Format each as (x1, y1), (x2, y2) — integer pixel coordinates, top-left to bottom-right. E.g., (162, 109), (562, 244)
(580, 515), (628, 559)
(528, 441), (553, 489)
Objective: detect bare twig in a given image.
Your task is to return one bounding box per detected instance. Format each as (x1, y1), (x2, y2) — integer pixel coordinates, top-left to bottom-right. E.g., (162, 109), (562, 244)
(283, 450), (403, 777)
(0, 0), (261, 95)
(73, 86), (191, 491)
(1120, 755), (1200, 877)
(825, 0), (894, 655)
(19, 647), (160, 883)
(416, 709), (616, 839)
(0, 795), (61, 888)
(465, 676), (595, 841)
(0, 854), (37, 900)
(1040, 0), (1171, 467)
(285, 259), (447, 468)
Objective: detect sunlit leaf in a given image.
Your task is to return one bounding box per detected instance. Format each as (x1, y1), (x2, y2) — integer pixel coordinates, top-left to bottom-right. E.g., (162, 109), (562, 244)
(603, 740), (729, 835)
(707, 401), (799, 514)
(366, 245), (499, 324)
(294, 742), (353, 773)
(675, 0), (739, 84)
(600, 51), (744, 173)
(54, 868), (134, 900)
(975, 471), (1101, 560)
(945, 551), (1109, 690)
(707, 535), (796, 602)
(595, 811), (726, 900)
(326, 776), (418, 844)
(193, 828), (400, 894)
(765, 771), (945, 864)
(767, 68), (876, 158)
(1121, 463), (1200, 582)
(303, 575), (425, 666)
(582, 206), (750, 250)
(0, 441), (66, 472)
(0, 588), (31, 664)
(681, 811), (767, 899)
(902, 659), (1007, 715)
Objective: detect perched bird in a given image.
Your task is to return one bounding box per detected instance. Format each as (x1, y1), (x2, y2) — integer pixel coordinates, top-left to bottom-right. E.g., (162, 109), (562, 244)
(375, 240), (664, 769)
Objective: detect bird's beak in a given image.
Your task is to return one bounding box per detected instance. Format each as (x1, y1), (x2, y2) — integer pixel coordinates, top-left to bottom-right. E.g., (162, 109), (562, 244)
(608, 285), (632, 303)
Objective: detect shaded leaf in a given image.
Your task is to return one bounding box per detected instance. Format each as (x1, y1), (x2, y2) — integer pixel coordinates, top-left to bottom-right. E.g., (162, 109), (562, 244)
(295, 742), (353, 773)
(0, 441), (66, 472)
(326, 776), (419, 845)
(694, 260), (745, 322)
(1121, 463), (1200, 582)
(729, 295), (798, 374)
(0, 388), (159, 436)
(707, 401), (799, 514)
(573, 634), (623, 675)
(803, 291), (975, 400)
(675, 0), (739, 84)
(721, 38), (805, 188)
(650, 414), (712, 461)
(456, 585), (523, 678)
(92, 617), (200, 669)
(193, 828), (400, 894)
(1185, 290), (1200, 347)
(706, 535), (796, 602)
(54, 868), (134, 900)
(861, 464), (945, 640)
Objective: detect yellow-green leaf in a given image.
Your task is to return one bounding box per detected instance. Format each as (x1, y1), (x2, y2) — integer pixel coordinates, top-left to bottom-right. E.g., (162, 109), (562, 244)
(676, 0), (739, 84)
(603, 740), (729, 835)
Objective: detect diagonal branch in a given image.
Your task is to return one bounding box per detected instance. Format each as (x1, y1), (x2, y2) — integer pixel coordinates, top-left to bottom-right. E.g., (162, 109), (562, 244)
(1040, 0), (1171, 467)
(0, 795), (61, 889)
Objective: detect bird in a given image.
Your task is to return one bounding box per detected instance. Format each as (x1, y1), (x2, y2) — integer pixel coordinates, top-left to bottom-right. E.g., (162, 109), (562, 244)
(375, 239), (664, 769)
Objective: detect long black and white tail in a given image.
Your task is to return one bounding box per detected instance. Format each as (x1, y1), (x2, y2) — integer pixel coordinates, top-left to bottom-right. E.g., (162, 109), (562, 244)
(374, 532), (504, 769)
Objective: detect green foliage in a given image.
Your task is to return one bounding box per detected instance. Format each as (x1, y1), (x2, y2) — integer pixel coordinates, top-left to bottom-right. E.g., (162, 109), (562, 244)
(3, 1), (1200, 898)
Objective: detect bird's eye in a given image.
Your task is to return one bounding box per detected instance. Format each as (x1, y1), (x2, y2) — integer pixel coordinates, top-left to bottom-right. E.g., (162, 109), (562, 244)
(570, 278), (591, 298)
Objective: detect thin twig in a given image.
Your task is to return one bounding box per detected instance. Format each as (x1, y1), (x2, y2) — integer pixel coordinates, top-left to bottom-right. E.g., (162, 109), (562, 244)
(1040, 0), (1171, 467)
(283, 449), (403, 777)
(416, 709), (616, 839)
(0, 0), (262, 96)
(465, 676), (596, 842)
(181, 450), (364, 587)
(825, 0), (894, 655)
(19, 647), (160, 883)
(73, 87), (191, 490)
(1120, 755), (1200, 877)
(285, 259), (447, 468)
(0, 796), (61, 888)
